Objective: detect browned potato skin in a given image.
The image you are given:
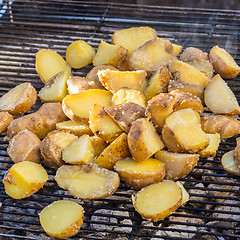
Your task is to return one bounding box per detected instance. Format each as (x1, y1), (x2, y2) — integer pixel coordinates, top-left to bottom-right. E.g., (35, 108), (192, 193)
(7, 130), (41, 164)
(180, 47), (208, 62)
(6, 103), (67, 140)
(234, 137), (240, 168)
(0, 112), (13, 133)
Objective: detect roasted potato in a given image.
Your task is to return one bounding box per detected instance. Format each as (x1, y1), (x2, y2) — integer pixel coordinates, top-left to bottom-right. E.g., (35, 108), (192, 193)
(221, 150), (240, 176)
(90, 135), (108, 156)
(0, 82), (37, 115)
(234, 137), (240, 168)
(173, 43), (183, 57)
(116, 59), (129, 71)
(132, 181), (182, 221)
(176, 181), (189, 205)
(0, 111), (13, 133)
(6, 103), (67, 140)
(187, 60), (213, 78)
(114, 157), (165, 189)
(209, 45), (240, 79)
(7, 130), (42, 164)
(3, 161), (48, 199)
(40, 200), (84, 239)
(180, 47), (208, 62)
(55, 164), (120, 199)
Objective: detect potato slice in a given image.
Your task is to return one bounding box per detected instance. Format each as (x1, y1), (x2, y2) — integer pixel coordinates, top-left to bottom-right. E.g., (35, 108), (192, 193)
(144, 65), (171, 102)
(187, 60), (213, 78)
(209, 45), (240, 79)
(97, 69), (147, 93)
(41, 130), (78, 169)
(62, 89), (112, 123)
(7, 130), (42, 164)
(3, 161), (48, 199)
(234, 137), (240, 168)
(132, 181), (182, 221)
(90, 135), (108, 156)
(199, 133), (221, 158)
(114, 157), (165, 189)
(0, 111), (13, 133)
(55, 164), (120, 199)
(176, 181), (189, 204)
(0, 82), (37, 115)
(89, 104), (123, 142)
(105, 102), (145, 132)
(173, 43), (183, 57)
(169, 60), (209, 88)
(112, 26), (157, 56)
(36, 49), (71, 84)
(128, 118), (164, 161)
(95, 133), (130, 170)
(66, 40), (95, 69)
(93, 41), (127, 67)
(221, 150), (240, 176)
(155, 150), (199, 179)
(180, 47), (208, 62)
(162, 109), (209, 153)
(40, 200), (84, 239)
(204, 74), (240, 115)
(39, 71), (70, 102)
(62, 135), (94, 165)
(128, 38), (174, 71)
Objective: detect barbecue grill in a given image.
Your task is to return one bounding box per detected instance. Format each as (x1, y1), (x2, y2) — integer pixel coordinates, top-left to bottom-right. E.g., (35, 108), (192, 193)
(0, 1), (240, 239)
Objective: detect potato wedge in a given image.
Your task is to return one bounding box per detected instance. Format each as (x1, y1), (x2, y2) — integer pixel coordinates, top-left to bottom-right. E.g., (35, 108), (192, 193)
(95, 133), (130, 170)
(3, 161), (48, 199)
(6, 103), (67, 140)
(36, 49), (71, 84)
(155, 150), (199, 179)
(180, 47), (208, 62)
(0, 111), (13, 133)
(162, 109), (209, 153)
(90, 135), (108, 156)
(0, 82), (37, 115)
(39, 71), (70, 102)
(204, 74), (240, 115)
(7, 130), (42, 164)
(40, 200), (84, 239)
(62, 89), (112, 123)
(128, 38), (174, 71)
(114, 157), (165, 189)
(176, 181), (189, 204)
(209, 45), (240, 79)
(132, 181), (182, 221)
(173, 43), (183, 57)
(234, 137), (240, 168)
(55, 164), (120, 199)
(41, 130), (78, 169)
(221, 150), (240, 176)
(187, 60), (213, 78)
(97, 69), (147, 93)
(128, 118), (164, 161)
(66, 40), (95, 69)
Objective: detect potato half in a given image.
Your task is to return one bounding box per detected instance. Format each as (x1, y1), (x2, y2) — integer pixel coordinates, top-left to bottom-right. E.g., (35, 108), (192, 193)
(0, 111), (13, 133)
(180, 47), (208, 62)
(221, 150), (240, 176)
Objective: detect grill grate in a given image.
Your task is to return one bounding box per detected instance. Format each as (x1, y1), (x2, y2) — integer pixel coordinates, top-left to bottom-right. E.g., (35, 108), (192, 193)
(0, 1), (240, 239)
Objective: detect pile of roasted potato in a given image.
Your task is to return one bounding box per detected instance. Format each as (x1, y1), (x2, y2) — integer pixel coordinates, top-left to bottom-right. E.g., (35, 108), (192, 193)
(1, 26), (240, 239)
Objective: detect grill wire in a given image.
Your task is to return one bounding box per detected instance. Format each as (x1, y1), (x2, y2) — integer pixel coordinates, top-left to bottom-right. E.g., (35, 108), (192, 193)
(0, 1), (240, 239)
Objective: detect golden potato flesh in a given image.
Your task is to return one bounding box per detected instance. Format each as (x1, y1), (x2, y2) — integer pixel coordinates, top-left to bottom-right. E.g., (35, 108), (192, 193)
(173, 43), (182, 57)
(36, 49), (71, 84)
(209, 45), (240, 79)
(234, 137), (240, 168)
(0, 111), (13, 133)
(3, 161), (48, 199)
(221, 150), (240, 176)
(155, 150), (199, 179)
(187, 60), (213, 78)
(55, 164), (120, 199)
(128, 118), (164, 161)
(66, 40), (95, 69)
(162, 108), (209, 153)
(0, 82), (37, 115)
(204, 74), (240, 115)
(40, 200), (84, 239)
(114, 157), (165, 189)
(180, 47), (208, 62)
(90, 135), (108, 156)
(176, 181), (189, 204)
(132, 181), (182, 221)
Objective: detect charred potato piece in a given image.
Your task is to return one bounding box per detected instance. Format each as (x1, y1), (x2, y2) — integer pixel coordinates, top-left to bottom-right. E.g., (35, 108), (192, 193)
(221, 150), (240, 176)
(55, 164), (120, 199)
(6, 103), (67, 140)
(187, 60), (213, 78)
(90, 135), (108, 156)
(40, 200), (84, 239)
(234, 137), (240, 168)
(3, 161), (48, 199)
(0, 111), (13, 133)
(7, 130), (42, 164)
(209, 45), (240, 79)
(180, 47), (208, 62)
(114, 157), (165, 189)
(173, 43), (183, 57)
(0, 83), (37, 115)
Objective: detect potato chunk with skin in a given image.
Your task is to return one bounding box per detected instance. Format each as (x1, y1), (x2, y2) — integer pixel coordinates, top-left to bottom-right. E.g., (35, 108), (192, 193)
(0, 83), (37, 115)
(176, 181), (189, 204)
(162, 109), (209, 153)
(187, 60), (213, 78)
(221, 150), (240, 176)
(3, 161), (48, 199)
(0, 111), (13, 133)
(234, 137), (240, 168)
(132, 181), (182, 221)
(55, 164), (120, 199)
(173, 44), (182, 57)
(180, 47), (208, 62)
(36, 49), (71, 84)
(209, 45), (240, 79)
(155, 150), (199, 179)
(66, 40), (95, 69)
(114, 157), (165, 189)
(128, 118), (164, 161)
(40, 200), (84, 239)
(7, 130), (42, 164)
(90, 135), (108, 156)
(204, 74), (240, 115)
